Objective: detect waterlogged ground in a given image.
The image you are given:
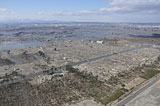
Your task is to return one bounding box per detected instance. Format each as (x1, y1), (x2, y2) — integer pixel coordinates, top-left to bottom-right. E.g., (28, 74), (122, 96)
(0, 23), (160, 106)
(0, 23), (160, 51)
(0, 40), (43, 51)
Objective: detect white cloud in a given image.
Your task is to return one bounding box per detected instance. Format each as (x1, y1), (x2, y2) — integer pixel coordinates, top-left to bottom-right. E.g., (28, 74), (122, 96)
(37, 10), (99, 16)
(37, 0), (160, 18)
(0, 8), (7, 12)
(0, 8), (15, 14)
(0, 8), (18, 21)
(107, 0), (160, 13)
(1, 0), (160, 22)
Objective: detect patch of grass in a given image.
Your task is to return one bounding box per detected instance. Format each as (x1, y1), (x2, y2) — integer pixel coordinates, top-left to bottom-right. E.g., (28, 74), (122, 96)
(66, 65), (111, 100)
(107, 75), (119, 85)
(66, 65), (78, 73)
(141, 69), (160, 80)
(99, 88), (128, 105)
(66, 65), (99, 84)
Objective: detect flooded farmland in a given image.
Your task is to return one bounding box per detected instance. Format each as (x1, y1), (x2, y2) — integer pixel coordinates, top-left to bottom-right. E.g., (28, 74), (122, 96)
(0, 23), (160, 106)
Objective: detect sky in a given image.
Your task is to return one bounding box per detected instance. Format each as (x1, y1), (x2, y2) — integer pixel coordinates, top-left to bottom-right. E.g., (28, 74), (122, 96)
(0, 0), (160, 23)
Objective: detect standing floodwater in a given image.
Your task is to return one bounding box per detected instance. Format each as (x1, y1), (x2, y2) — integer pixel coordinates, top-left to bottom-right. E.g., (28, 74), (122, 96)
(0, 40), (43, 51)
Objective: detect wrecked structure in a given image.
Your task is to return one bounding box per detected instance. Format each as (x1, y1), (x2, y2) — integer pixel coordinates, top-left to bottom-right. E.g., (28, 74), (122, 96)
(0, 23), (160, 105)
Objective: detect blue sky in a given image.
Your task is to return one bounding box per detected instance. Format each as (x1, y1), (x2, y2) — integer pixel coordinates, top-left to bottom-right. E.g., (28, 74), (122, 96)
(0, 0), (109, 11)
(0, 0), (160, 22)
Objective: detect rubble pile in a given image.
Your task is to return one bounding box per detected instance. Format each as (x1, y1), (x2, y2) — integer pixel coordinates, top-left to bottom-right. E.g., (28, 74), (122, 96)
(0, 67), (111, 106)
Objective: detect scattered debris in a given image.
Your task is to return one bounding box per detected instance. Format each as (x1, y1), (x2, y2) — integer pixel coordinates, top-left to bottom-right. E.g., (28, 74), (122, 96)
(96, 40), (104, 44)
(0, 57), (15, 66)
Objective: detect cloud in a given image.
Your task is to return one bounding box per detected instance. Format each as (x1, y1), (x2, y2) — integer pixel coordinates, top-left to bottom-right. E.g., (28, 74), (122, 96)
(0, 8), (15, 14)
(37, 10), (99, 16)
(0, 8), (18, 21)
(0, 8), (7, 12)
(104, 0), (160, 13)
(1, 0), (160, 22)
(37, 0), (160, 17)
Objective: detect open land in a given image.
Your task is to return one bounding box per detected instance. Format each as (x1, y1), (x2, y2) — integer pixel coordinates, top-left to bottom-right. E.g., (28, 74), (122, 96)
(0, 23), (160, 106)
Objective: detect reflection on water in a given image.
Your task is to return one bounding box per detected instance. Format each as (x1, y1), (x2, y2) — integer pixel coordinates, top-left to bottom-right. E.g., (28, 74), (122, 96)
(0, 40), (43, 51)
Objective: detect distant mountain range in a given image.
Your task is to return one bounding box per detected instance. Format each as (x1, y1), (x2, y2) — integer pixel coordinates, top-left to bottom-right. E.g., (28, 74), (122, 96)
(0, 19), (160, 25)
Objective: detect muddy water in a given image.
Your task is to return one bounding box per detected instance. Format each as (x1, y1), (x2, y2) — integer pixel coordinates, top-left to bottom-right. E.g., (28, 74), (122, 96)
(0, 40), (43, 51)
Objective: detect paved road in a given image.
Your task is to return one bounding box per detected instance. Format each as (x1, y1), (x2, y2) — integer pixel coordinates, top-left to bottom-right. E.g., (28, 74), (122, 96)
(116, 74), (160, 106)
(0, 45), (152, 86)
